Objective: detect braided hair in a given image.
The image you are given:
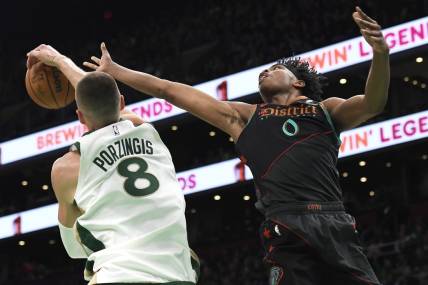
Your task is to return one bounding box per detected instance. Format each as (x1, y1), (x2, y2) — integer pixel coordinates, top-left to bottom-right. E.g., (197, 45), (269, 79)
(277, 57), (328, 101)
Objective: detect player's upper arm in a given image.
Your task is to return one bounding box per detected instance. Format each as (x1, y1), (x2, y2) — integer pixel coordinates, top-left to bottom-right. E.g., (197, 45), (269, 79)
(51, 153), (79, 204)
(322, 95), (382, 132)
(162, 81), (252, 138)
(51, 152), (82, 227)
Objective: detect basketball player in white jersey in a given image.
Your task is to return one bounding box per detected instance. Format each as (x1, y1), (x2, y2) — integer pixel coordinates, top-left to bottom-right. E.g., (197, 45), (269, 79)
(27, 45), (199, 285)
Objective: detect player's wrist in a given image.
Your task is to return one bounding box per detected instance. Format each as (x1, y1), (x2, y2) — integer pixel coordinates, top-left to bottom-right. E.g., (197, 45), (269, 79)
(54, 55), (70, 68)
(105, 61), (121, 78)
(373, 47), (390, 57)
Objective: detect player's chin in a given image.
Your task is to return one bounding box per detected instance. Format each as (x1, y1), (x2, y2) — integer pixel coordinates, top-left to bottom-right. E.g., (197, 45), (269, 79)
(258, 79), (269, 90)
(259, 80), (278, 97)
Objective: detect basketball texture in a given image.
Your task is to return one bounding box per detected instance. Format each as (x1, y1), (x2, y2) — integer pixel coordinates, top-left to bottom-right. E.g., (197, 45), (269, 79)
(25, 62), (75, 109)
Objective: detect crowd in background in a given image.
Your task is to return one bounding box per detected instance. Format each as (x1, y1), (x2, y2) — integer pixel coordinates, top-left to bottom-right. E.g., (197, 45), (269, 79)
(1, 0), (428, 216)
(0, 0), (427, 141)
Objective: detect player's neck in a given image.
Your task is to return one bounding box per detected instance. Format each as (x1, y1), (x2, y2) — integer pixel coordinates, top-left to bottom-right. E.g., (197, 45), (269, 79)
(266, 92), (307, 106)
(87, 119), (120, 132)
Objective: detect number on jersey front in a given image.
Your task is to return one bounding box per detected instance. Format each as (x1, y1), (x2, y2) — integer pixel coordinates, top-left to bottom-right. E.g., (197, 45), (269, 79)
(117, 157), (159, 197)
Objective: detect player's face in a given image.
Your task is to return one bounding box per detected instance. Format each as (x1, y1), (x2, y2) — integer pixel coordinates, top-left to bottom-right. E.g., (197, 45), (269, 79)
(258, 64), (296, 99)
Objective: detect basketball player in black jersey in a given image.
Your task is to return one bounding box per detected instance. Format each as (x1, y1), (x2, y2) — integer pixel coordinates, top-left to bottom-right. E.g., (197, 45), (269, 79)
(82, 6), (389, 285)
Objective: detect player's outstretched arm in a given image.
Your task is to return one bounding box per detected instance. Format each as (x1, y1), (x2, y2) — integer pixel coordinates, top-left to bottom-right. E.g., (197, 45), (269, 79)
(27, 44), (86, 89)
(27, 44), (144, 125)
(322, 7), (390, 132)
(84, 43), (253, 140)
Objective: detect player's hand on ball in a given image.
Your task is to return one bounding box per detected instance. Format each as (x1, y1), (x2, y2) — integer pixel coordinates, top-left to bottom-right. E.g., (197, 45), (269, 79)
(352, 7), (389, 54)
(26, 44), (65, 69)
(83, 42), (114, 73)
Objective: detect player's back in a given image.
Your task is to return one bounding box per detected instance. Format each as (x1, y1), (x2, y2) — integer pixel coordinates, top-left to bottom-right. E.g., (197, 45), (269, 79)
(72, 119), (196, 284)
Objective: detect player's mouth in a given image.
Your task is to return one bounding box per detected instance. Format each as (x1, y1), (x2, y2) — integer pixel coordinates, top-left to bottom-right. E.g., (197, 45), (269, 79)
(259, 72), (269, 83)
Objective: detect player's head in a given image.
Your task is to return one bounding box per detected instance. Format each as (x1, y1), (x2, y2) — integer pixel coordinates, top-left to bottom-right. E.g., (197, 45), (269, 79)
(75, 72), (125, 130)
(258, 57), (327, 102)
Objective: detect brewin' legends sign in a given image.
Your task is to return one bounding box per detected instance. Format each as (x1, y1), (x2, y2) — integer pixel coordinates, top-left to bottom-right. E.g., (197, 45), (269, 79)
(2, 108), (428, 239)
(338, 110), (428, 157)
(1, 16), (428, 165)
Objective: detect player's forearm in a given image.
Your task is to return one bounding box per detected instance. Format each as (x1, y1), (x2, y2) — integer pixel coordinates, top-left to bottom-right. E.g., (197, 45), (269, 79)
(363, 51), (390, 114)
(108, 63), (170, 99)
(56, 56), (87, 88)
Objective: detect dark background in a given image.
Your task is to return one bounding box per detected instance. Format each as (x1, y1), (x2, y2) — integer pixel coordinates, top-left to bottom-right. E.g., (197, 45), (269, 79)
(0, 0), (428, 284)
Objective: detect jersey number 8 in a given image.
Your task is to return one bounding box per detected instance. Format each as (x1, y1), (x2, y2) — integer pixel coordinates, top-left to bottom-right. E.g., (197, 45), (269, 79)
(117, 157), (159, 197)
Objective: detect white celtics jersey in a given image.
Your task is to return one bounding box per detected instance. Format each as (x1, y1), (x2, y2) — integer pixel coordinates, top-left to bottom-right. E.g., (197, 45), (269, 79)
(72, 119), (196, 284)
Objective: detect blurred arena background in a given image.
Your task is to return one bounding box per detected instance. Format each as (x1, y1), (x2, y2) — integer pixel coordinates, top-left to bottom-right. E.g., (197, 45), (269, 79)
(1, 0), (428, 284)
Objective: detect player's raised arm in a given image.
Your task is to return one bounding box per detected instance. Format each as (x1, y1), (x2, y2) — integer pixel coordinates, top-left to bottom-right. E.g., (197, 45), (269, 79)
(27, 44), (86, 88)
(322, 7), (390, 132)
(84, 43), (253, 140)
(27, 45), (142, 124)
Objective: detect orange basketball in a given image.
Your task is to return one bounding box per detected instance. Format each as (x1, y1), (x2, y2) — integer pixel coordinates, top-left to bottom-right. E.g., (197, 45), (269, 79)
(25, 62), (75, 109)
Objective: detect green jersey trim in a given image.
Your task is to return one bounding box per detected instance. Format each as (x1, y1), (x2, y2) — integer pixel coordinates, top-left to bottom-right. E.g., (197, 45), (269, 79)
(76, 221), (106, 252)
(319, 102), (342, 145)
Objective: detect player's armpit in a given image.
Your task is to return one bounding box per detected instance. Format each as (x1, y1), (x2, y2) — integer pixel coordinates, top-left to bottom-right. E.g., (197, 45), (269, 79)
(322, 95), (382, 132)
(51, 152), (82, 227)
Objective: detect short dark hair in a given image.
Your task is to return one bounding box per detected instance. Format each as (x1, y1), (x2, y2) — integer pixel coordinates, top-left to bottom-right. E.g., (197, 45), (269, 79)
(76, 72), (120, 126)
(277, 57), (328, 101)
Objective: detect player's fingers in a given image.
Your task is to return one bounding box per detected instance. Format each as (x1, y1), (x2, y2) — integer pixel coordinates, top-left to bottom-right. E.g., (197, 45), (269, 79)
(357, 19), (381, 30)
(370, 36), (387, 44)
(352, 13), (364, 28)
(83, 61), (99, 70)
(33, 44), (44, 50)
(26, 53), (40, 69)
(26, 56), (32, 69)
(356, 6), (376, 23)
(26, 49), (38, 56)
(27, 50), (40, 58)
(100, 42), (110, 56)
(91, 56), (101, 64)
(32, 44), (47, 52)
(361, 29), (383, 37)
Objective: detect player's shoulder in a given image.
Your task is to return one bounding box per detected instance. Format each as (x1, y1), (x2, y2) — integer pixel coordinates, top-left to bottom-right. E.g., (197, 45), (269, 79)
(52, 152), (80, 174)
(51, 152), (80, 195)
(321, 97), (346, 112)
(51, 152), (80, 204)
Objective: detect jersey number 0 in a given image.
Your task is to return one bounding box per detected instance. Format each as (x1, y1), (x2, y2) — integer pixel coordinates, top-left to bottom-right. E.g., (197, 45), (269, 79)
(117, 157), (160, 197)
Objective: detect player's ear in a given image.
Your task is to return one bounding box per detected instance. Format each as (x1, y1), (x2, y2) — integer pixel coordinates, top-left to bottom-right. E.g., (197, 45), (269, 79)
(119, 95), (125, 111)
(76, 109), (86, 125)
(292, 80), (305, 89)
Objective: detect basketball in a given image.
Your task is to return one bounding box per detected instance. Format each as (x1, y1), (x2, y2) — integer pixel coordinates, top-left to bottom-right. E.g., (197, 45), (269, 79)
(25, 62), (75, 109)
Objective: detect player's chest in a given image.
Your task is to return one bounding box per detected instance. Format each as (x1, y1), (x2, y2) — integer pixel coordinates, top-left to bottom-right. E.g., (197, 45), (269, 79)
(256, 104), (325, 136)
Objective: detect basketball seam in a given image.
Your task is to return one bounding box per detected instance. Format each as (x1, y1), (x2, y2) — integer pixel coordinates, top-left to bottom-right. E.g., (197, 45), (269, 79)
(43, 68), (60, 108)
(27, 74), (49, 108)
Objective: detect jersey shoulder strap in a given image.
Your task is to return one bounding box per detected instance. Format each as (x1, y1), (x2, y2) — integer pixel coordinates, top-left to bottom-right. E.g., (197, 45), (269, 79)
(318, 101), (341, 144)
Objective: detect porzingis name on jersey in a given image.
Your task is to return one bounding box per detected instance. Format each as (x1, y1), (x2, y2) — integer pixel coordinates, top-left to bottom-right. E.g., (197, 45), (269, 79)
(93, 137), (153, 172)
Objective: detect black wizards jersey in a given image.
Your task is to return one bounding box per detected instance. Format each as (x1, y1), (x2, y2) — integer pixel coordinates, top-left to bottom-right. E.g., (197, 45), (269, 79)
(235, 99), (342, 214)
